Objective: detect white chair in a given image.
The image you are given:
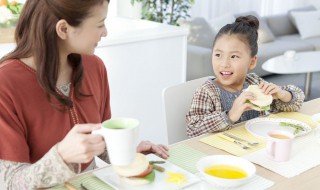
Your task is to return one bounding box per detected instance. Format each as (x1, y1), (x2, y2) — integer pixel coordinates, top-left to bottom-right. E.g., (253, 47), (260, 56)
(162, 76), (210, 144)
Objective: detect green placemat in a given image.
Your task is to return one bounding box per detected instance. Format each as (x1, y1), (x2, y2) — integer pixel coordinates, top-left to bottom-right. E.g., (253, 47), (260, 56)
(167, 144), (207, 174)
(49, 174), (114, 190)
(50, 144), (205, 189)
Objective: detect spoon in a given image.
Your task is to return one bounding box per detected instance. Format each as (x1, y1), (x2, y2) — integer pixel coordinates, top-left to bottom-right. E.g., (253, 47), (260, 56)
(218, 133), (250, 149)
(223, 133), (259, 146)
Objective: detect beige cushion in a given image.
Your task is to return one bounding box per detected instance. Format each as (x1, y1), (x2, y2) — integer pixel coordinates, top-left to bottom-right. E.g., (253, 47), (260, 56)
(288, 5), (317, 28)
(234, 11), (275, 44)
(178, 17), (215, 48)
(258, 17), (276, 44)
(290, 10), (320, 39)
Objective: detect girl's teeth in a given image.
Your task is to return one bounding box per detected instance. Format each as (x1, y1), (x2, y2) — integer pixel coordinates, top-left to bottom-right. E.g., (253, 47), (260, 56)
(221, 72), (232, 75)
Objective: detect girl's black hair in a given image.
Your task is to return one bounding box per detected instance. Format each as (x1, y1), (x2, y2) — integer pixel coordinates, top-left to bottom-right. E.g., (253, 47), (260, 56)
(213, 15), (259, 57)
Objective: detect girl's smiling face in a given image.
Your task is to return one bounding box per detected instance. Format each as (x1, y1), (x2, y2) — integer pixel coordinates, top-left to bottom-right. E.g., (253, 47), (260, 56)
(212, 34), (257, 91)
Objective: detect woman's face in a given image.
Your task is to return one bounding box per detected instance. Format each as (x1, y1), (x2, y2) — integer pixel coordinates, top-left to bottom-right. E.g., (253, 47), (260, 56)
(64, 1), (109, 55)
(212, 34), (257, 90)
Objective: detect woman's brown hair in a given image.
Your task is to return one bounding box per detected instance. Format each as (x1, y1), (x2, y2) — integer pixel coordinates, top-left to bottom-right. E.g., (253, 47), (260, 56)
(0, 0), (109, 108)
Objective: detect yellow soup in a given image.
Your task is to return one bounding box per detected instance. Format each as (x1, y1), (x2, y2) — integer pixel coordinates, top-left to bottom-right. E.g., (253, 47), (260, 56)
(204, 164), (247, 179)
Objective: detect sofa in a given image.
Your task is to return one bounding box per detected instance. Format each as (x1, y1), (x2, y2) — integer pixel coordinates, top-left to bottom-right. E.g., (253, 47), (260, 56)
(179, 5), (320, 80)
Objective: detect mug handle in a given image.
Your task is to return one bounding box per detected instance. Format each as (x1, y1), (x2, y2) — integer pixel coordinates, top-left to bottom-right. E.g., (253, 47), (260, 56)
(267, 141), (276, 159)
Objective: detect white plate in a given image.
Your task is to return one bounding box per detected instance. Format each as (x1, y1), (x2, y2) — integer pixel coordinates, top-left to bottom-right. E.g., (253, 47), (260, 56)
(93, 154), (201, 190)
(245, 118), (312, 139)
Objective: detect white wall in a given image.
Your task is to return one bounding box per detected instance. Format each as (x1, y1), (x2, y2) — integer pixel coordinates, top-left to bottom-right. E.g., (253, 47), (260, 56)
(190, 0), (320, 20)
(95, 18), (188, 144)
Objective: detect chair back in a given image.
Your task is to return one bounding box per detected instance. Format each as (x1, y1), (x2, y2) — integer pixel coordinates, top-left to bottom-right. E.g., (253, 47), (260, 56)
(162, 76), (210, 144)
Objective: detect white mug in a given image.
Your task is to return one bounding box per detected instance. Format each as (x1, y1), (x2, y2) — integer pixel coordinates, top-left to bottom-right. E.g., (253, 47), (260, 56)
(266, 130), (294, 162)
(93, 118), (139, 166)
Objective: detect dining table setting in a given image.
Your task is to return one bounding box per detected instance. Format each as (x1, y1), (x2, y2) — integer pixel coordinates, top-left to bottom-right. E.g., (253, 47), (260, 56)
(48, 98), (320, 190)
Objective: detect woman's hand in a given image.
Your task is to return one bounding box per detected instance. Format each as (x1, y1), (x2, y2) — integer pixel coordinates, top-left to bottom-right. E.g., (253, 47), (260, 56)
(57, 124), (106, 164)
(259, 82), (292, 102)
(228, 91), (256, 122)
(136, 140), (169, 159)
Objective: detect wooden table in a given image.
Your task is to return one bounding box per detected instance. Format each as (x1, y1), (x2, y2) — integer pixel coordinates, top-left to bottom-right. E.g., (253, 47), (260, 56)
(60, 98), (320, 190)
(178, 98), (320, 190)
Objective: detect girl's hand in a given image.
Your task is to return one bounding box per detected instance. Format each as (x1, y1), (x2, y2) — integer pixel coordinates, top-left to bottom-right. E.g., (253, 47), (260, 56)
(136, 140), (169, 159)
(57, 124), (106, 164)
(228, 91), (256, 122)
(259, 82), (291, 102)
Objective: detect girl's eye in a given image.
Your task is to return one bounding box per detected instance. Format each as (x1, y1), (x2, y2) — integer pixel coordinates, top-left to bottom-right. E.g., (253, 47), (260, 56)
(215, 53), (220, 57)
(231, 55), (239, 59)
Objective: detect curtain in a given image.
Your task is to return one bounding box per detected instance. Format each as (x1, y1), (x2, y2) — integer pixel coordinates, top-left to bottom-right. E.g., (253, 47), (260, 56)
(190, 0), (320, 20)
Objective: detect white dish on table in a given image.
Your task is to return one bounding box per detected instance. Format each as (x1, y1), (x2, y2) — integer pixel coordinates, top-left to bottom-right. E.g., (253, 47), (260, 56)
(245, 118), (312, 139)
(197, 155), (256, 188)
(93, 154), (201, 190)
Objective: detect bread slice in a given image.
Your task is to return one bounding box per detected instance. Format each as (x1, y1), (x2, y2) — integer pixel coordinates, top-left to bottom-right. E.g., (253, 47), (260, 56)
(246, 85), (273, 111)
(113, 153), (149, 177)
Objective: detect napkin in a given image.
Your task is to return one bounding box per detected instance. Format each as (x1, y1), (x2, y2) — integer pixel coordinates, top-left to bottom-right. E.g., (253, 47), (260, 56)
(167, 144), (208, 174)
(268, 112), (317, 128)
(199, 124), (266, 156)
(243, 133), (320, 178)
(49, 174), (114, 190)
(189, 174), (274, 190)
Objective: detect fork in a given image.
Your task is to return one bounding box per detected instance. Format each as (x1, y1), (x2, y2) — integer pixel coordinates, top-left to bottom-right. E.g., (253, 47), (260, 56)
(217, 134), (250, 149)
(223, 133), (259, 146)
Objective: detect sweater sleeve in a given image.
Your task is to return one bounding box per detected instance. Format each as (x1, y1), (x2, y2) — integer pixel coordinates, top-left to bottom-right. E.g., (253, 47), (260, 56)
(246, 73), (305, 112)
(0, 145), (78, 189)
(186, 84), (232, 138)
(271, 85), (305, 112)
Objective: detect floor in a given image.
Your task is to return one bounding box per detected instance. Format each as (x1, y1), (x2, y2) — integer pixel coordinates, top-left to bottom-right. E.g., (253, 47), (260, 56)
(263, 72), (320, 101)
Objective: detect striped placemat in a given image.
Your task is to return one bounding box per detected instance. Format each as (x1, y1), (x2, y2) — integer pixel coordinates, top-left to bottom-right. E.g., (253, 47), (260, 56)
(199, 124), (266, 156)
(167, 144), (208, 174)
(49, 174), (114, 190)
(50, 144), (206, 189)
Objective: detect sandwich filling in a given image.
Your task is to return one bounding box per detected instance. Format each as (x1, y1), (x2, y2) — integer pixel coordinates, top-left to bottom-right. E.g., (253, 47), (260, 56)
(113, 153), (156, 185)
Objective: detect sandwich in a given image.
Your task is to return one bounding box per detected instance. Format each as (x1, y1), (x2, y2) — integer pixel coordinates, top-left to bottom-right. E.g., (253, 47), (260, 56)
(113, 153), (155, 185)
(245, 85), (273, 111)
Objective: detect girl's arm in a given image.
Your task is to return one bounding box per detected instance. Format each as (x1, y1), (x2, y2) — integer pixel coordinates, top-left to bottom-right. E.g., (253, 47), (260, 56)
(186, 86), (232, 138)
(271, 85), (305, 112)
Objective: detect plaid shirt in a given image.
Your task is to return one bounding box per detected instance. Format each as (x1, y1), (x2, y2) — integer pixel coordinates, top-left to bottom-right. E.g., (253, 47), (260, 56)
(186, 73), (305, 138)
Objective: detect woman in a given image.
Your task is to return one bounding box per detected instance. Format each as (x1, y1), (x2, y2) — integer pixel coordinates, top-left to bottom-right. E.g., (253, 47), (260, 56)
(0, 0), (168, 189)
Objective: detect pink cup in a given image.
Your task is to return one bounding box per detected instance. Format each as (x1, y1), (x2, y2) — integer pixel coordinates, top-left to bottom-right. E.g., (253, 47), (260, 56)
(266, 130), (295, 162)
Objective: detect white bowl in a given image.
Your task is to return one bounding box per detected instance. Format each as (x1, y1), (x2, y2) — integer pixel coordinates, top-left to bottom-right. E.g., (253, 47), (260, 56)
(312, 113), (320, 126)
(196, 155), (256, 187)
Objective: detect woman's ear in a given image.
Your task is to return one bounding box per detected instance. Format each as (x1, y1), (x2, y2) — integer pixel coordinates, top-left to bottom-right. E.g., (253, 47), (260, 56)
(56, 19), (69, 40)
(249, 56), (257, 71)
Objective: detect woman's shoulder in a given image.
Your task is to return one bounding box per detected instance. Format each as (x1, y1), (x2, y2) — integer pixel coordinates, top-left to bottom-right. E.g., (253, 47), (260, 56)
(0, 59), (29, 79)
(0, 59), (21, 71)
(81, 54), (104, 65)
(81, 54), (106, 71)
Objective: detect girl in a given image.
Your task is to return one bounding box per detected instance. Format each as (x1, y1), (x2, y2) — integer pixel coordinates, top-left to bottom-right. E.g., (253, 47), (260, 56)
(186, 15), (305, 138)
(0, 0), (168, 189)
